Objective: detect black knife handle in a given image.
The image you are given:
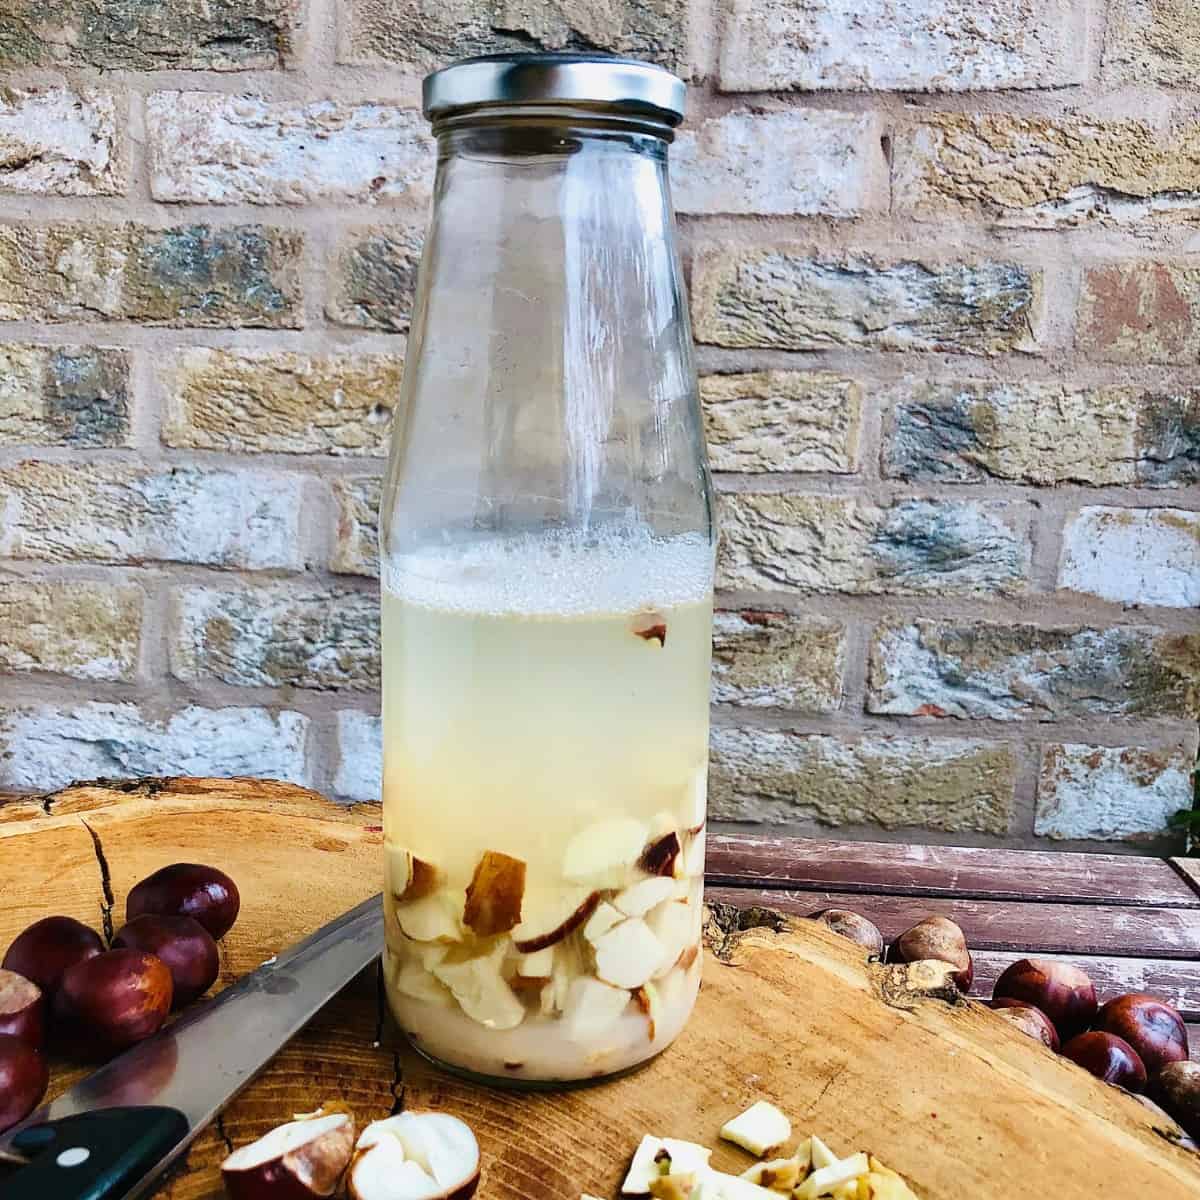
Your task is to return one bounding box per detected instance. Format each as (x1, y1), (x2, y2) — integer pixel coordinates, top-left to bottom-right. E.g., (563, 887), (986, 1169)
(4, 1107), (190, 1200)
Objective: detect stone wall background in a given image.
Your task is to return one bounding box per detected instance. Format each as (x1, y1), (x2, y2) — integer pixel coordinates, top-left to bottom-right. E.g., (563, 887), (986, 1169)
(0, 0), (1197, 850)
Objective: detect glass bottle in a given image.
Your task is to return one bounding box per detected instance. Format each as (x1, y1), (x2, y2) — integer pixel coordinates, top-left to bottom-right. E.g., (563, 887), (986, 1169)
(379, 53), (715, 1086)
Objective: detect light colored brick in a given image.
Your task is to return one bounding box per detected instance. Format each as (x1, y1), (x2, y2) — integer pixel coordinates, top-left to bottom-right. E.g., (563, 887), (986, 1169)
(672, 110), (880, 217)
(0, 86), (123, 197)
(896, 115), (1200, 227)
(692, 246), (1040, 355)
(702, 371), (861, 474)
(0, 0), (297, 70)
(709, 727), (1015, 834)
(718, 0), (1085, 92)
(331, 477), (381, 577)
(147, 93), (433, 206)
(0, 462), (305, 569)
(718, 494), (1029, 596)
(0, 702), (310, 791)
(1103, 0), (1200, 85)
(0, 222), (302, 328)
(886, 381), (1130, 486)
(1060, 507), (1200, 608)
(334, 711), (382, 802)
(327, 227), (422, 333)
(0, 581), (141, 682)
(0, 344), (129, 448)
(343, 0), (686, 71)
(888, 381), (1200, 488)
(1078, 262), (1200, 364)
(868, 622), (1200, 721)
(712, 609), (844, 711)
(172, 585), (380, 690)
(163, 349), (402, 456)
(1036, 743), (1196, 841)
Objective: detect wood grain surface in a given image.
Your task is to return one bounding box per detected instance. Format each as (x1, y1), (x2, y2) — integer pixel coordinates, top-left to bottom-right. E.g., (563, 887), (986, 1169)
(1, 779), (1198, 1199)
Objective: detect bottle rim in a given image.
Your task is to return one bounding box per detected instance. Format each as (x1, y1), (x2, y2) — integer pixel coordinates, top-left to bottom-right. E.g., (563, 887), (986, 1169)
(422, 52), (686, 130)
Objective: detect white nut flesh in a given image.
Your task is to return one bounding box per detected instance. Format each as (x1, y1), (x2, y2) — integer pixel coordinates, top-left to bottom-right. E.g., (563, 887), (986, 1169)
(793, 1153), (869, 1200)
(582, 901), (626, 945)
(511, 888), (599, 953)
(621, 1135), (713, 1194)
(395, 894), (461, 943)
(563, 977), (631, 1042)
(719, 1101), (792, 1158)
(431, 945), (524, 1031)
(615, 877), (677, 918)
(222, 1113), (355, 1199)
(562, 817), (649, 885)
(593, 918), (666, 990)
(350, 1112), (480, 1200)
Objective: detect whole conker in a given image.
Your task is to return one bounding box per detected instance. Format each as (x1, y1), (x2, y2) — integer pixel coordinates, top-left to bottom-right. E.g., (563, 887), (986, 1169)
(0, 1033), (48, 1134)
(1061, 1031), (1147, 1092)
(810, 909), (885, 956)
(54, 949), (173, 1056)
(1151, 1061), (1200, 1141)
(0, 969), (45, 1047)
(893, 915), (973, 992)
(114, 914), (220, 1008)
(989, 998), (1059, 1051)
(127, 863), (240, 940)
(992, 959), (1097, 1040)
(2, 915), (104, 997)
(1093, 993), (1188, 1077)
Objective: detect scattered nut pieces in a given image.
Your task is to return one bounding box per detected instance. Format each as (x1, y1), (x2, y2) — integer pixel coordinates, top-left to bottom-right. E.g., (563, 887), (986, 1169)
(720, 1101), (791, 1158)
(622, 1136), (713, 1194)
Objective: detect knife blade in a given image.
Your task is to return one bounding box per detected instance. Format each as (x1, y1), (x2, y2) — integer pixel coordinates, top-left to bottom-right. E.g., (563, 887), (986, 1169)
(0, 892), (384, 1200)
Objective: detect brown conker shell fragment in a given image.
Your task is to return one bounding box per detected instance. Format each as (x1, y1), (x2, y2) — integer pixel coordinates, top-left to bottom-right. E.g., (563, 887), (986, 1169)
(639, 831), (681, 877)
(632, 611), (667, 646)
(462, 851), (526, 937)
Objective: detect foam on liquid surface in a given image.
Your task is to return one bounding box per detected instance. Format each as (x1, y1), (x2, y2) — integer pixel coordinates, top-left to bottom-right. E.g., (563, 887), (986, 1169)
(383, 528), (713, 617)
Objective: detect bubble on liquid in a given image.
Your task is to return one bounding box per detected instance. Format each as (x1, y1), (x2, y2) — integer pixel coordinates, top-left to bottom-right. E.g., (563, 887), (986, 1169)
(383, 527), (713, 617)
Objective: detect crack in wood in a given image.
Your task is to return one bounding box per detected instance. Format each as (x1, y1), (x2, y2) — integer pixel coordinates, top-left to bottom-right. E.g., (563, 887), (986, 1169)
(214, 1112), (234, 1156)
(80, 817), (115, 944)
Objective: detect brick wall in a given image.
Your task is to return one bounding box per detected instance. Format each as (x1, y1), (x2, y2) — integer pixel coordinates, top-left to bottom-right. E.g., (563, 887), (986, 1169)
(0, 0), (1196, 851)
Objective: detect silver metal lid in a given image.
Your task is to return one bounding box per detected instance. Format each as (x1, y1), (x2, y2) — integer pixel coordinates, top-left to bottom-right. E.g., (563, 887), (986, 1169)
(423, 53), (686, 127)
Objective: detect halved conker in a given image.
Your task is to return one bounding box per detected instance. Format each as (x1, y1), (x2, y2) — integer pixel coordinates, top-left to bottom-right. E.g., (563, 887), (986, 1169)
(0, 968), (45, 1048)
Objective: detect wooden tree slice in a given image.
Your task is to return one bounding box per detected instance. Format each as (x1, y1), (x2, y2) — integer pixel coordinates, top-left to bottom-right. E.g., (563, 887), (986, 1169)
(1, 778), (1198, 1200)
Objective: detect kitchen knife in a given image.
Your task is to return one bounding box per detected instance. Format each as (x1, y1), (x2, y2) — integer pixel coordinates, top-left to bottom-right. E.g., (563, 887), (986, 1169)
(0, 892), (385, 1200)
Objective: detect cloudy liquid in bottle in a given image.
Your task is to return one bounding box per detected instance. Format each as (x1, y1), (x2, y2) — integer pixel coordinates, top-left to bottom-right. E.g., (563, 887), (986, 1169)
(381, 531), (712, 1083)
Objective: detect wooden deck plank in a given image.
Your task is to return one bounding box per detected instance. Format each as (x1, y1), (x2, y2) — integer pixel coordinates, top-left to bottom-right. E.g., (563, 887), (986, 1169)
(707, 834), (1200, 908)
(705, 886), (1200, 959)
(1171, 858), (1200, 899)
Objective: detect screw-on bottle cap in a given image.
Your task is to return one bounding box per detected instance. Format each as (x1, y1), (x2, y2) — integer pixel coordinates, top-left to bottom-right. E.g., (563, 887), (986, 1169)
(422, 52), (686, 127)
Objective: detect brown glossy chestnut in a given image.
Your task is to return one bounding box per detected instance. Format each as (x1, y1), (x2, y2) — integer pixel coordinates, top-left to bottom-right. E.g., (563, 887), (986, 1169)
(2, 915), (104, 997)
(113, 914), (220, 1009)
(0, 1033), (48, 1134)
(54, 949), (173, 1056)
(127, 863), (240, 940)
(1094, 993), (1188, 1077)
(992, 958), (1097, 1040)
(1061, 1031), (1147, 1092)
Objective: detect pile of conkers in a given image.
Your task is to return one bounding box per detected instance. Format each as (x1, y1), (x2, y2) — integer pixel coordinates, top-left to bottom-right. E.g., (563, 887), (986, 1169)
(811, 908), (1199, 1143)
(0, 862), (239, 1133)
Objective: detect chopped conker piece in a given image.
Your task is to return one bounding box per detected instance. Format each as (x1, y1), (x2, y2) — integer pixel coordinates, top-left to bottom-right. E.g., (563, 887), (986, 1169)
(463, 850), (526, 937)
(632, 612), (667, 646)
